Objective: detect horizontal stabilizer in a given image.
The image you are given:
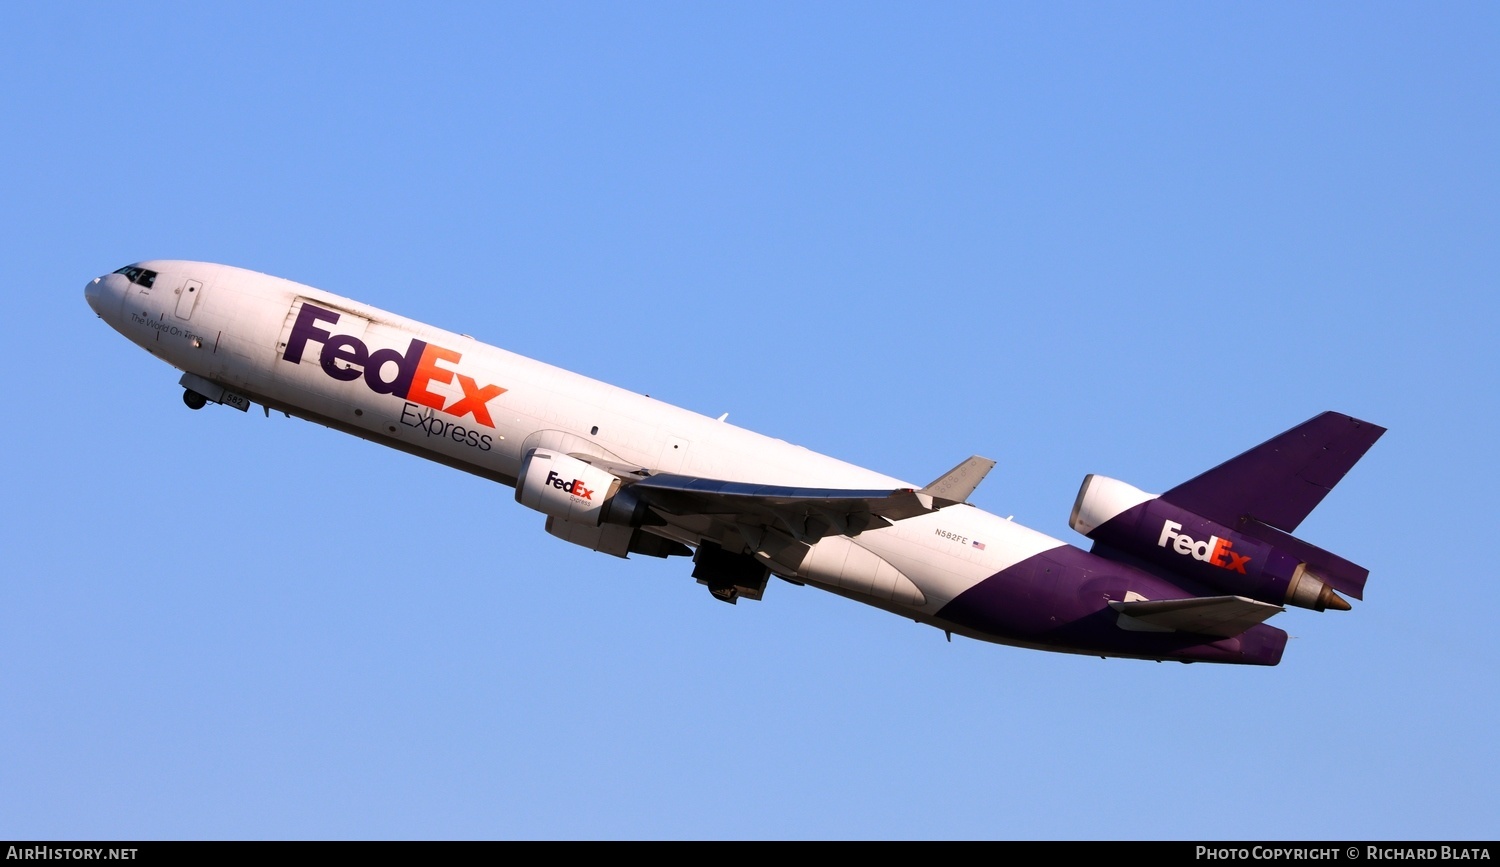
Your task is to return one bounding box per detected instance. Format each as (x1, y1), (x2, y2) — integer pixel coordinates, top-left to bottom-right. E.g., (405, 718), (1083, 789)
(1110, 594), (1284, 639)
(1234, 516), (1370, 599)
(921, 455), (996, 505)
(1162, 412), (1385, 533)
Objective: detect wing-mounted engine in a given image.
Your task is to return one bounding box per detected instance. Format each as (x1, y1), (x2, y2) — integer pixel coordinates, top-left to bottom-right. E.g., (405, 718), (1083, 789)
(1070, 474), (1363, 612)
(517, 449), (689, 560)
(517, 449), (648, 526)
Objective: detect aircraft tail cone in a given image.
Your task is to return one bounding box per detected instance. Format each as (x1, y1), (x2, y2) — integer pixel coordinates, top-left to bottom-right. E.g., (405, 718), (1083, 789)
(1322, 588), (1352, 611)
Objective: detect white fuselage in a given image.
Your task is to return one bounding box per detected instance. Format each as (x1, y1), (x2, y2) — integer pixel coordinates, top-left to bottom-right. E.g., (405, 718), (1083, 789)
(87, 260), (1069, 637)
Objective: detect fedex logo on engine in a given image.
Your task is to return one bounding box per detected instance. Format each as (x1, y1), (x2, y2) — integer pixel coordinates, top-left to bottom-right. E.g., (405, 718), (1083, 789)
(282, 302), (505, 427)
(1157, 520), (1251, 574)
(545, 470), (593, 500)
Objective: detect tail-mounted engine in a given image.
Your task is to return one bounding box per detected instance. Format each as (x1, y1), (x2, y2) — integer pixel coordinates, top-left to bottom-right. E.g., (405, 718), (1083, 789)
(1070, 474), (1364, 612)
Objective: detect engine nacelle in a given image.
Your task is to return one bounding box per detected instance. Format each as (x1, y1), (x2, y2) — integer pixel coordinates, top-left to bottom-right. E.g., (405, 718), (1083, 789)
(515, 449), (649, 528)
(1070, 474), (1357, 612)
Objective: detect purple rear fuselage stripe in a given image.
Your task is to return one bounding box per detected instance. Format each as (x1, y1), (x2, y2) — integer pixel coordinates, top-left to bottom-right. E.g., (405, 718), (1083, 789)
(935, 545), (1287, 665)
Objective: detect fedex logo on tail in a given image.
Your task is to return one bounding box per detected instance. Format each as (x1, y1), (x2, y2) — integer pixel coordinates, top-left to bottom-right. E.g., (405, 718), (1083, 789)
(1158, 520), (1251, 574)
(282, 302), (505, 427)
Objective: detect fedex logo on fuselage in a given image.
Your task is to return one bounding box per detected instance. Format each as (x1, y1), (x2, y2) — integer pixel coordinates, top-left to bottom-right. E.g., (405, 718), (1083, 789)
(545, 470), (593, 500)
(282, 302), (505, 428)
(1157, 520), (1251, 574)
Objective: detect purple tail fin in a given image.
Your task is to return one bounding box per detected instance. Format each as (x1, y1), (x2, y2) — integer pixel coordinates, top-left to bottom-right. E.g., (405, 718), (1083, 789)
(1161, 412), (1386, 534)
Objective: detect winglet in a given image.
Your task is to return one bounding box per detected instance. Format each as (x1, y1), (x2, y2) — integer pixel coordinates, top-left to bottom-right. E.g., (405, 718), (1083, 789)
(921, 456), (996, 506)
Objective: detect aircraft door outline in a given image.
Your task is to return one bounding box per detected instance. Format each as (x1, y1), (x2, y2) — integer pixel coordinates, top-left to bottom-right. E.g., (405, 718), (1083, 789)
(175, 279), (203, 319)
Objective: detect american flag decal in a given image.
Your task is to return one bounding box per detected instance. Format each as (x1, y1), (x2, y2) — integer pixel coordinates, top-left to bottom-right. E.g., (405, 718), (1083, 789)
(972, 540), (985, 551)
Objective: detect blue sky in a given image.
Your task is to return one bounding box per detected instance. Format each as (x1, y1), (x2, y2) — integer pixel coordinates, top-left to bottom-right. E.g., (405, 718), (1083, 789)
(4, 2), (1496, 840)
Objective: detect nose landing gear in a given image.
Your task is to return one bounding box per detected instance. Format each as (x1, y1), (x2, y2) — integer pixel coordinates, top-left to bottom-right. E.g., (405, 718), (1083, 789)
(183, 389), (207, 410)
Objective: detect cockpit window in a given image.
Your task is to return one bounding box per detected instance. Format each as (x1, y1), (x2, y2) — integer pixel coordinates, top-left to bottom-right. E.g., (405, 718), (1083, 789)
(112, 265), (157, 288)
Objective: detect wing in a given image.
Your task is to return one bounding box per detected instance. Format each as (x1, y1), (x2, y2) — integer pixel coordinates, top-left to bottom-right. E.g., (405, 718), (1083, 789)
(628, 475), (931, 540)
(578, 454), (995, 543)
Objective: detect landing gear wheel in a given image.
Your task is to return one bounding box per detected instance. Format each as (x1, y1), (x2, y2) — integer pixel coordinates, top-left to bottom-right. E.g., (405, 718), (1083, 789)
(183, 389), (208, 410)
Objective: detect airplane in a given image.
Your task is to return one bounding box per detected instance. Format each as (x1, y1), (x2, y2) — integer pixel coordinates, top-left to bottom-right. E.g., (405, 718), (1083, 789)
(85, 260), (1385, 665)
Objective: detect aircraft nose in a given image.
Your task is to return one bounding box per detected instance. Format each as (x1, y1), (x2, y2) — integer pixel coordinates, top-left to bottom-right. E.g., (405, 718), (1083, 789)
(85, 273), (124, 319)
(84, 276), (104, 314)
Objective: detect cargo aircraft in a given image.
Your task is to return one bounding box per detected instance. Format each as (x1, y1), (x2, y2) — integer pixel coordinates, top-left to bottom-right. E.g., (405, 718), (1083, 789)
(86, 261), (1384, 665)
